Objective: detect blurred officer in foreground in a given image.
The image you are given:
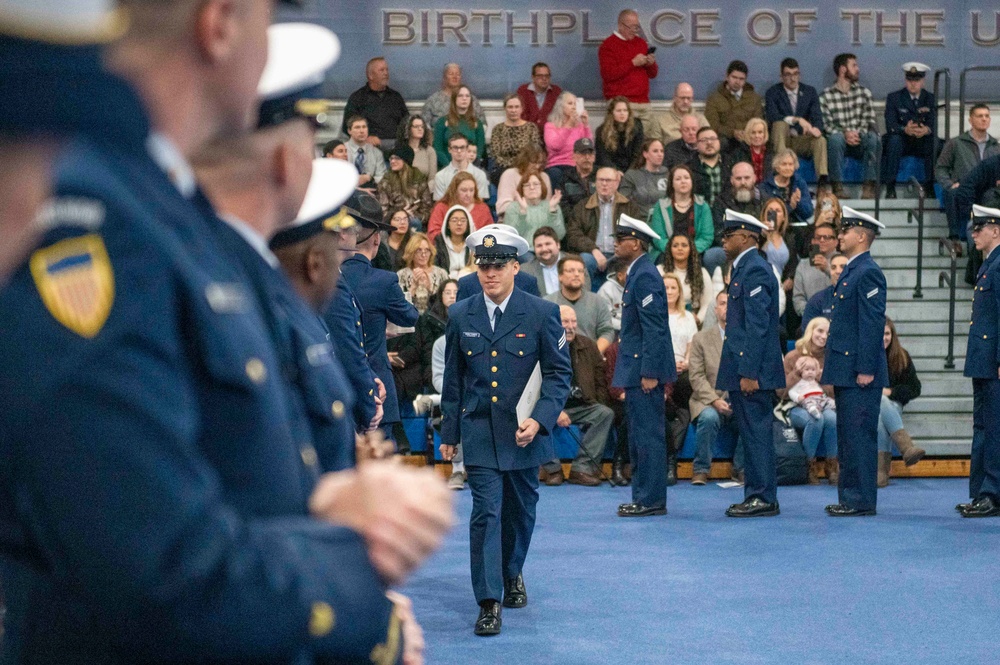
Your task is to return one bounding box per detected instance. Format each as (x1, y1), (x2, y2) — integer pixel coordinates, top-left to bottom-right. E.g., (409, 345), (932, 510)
(612, 215), (676, 517)
(822, 207), (888, 517)
(324, 207), (387, 435)
(440, 226), (571, 636)
(0, 0), (142, 282)
(958, 205), (1000, 518)
(0, 1), (452, 661)
(716, 210), (785, 518)
(339, 192), (420, 447)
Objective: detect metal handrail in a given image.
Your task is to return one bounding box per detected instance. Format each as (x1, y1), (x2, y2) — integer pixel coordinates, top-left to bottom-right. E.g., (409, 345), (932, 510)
(959, 66), (1000, 134)
(906, 176), (926, 299)
(938, 244), (959, 370)
(933, 68), (951, 160)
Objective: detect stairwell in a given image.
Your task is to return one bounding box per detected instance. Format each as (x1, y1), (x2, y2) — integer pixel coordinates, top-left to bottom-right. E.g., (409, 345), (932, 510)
(851, 197), (972, 457)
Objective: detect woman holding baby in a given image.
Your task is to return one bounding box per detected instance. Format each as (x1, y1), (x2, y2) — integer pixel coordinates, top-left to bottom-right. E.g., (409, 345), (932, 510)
(778, 317), (837, 485)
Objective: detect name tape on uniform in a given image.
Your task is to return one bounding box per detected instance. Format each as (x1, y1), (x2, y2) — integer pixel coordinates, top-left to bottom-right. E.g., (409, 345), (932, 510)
(463, 331), (480, 337)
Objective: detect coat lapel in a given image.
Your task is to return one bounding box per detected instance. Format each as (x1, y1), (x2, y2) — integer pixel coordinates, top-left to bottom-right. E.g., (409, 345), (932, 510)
(467, 295), (493, 340)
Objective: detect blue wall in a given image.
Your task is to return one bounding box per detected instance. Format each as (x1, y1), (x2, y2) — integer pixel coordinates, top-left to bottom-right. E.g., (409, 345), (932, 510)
(284, 2), (1000, 102)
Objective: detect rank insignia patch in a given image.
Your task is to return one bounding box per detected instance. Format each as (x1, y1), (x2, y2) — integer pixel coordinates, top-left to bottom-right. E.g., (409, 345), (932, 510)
(30, 234), (114, 338)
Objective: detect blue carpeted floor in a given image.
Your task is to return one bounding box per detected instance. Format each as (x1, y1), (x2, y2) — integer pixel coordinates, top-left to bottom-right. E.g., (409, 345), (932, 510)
(402, 478), (1000, 664)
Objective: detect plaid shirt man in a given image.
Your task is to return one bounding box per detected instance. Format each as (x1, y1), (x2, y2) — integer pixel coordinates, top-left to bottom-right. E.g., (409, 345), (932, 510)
(819, 82), (876, 134)
(693, 158), (723, 206)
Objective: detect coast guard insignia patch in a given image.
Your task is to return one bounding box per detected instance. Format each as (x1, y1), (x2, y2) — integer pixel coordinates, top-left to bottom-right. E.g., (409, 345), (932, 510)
(30, 234), (114, 338)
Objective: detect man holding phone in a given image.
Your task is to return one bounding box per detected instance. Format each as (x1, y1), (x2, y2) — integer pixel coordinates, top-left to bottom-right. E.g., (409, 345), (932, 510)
(598, 9), (661, 141)
(792, 222), (840, 316)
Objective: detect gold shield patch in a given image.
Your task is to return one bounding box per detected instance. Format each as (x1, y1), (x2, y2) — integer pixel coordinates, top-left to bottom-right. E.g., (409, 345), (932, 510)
(29, 234), (114, 338)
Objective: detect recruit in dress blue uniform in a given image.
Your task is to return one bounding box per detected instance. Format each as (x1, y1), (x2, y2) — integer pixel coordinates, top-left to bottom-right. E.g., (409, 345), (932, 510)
(715, 209), (786, 516)
(961, 205), (1000, 517)
(612, 214), (676, 517)
(821, 206), (889, 516)
(0, 16), (403, 662)
(441, 225), (572, 633)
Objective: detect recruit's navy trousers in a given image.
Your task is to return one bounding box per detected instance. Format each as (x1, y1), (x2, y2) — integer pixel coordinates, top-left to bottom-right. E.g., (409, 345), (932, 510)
(731, 389), (778, 505)
(970, 378), (1000, 501)
(466, 465), (538, 604)
(834, 385), (881, 511)
(626, 384), (667, 508)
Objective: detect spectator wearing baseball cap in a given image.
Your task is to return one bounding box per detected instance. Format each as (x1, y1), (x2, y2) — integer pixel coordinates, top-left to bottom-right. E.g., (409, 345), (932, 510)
(561, 138), (598, 220)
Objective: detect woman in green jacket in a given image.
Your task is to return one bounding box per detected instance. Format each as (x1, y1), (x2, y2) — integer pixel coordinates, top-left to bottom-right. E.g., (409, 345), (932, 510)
(648, 164), (714, 262)
(432, 85), (486, 168)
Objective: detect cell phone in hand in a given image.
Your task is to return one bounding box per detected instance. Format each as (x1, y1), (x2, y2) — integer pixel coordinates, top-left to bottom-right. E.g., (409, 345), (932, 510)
(575, 97), (585, 116)
(647, 47), (657, 55)
(821, 199), (833, 212)
(766, 210), (777, 224)
(809, 245), (821, 260)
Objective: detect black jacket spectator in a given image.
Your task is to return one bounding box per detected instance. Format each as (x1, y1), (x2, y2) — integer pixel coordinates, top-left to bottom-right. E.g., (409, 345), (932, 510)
(887, 349), (921, 406)
(416, 300), (449, 391)
(560, 168), (596, 219)
(341, 85), (409, 143)
(710, 187), (762, 245)
(596, 122), (644, 173)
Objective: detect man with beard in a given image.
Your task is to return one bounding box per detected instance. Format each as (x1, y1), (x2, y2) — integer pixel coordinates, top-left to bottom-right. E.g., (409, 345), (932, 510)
(710, 162), (762, 269)
(691, 127), (726, 207)
(820, 53), (880, 199)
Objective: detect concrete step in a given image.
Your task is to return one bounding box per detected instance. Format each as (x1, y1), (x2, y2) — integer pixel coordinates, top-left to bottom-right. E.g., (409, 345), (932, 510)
(882, 270), (970, 289)
(913, 356), (965, 372)
(904, 413), (973, 439)
(901, 338), (965, 359)
(906, 438), (971, 456)
(885, 300), (970, 321)
(911, 372), (971, 396)
(877, 224), (950, 240)
(905, 396), (973, 413)
(886, 287), (965, 302)
(877, 255), (966, 270)
(894, 320), (974, 335)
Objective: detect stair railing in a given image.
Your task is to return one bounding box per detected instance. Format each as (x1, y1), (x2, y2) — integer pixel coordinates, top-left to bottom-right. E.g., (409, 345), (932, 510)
(937, 243), (959, 370)
(905, 176), (926, 299)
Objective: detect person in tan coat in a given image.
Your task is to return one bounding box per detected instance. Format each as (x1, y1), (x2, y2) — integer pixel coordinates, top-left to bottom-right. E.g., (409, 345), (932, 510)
(704, 60), (764, 148)
(688, 291), (745, 484)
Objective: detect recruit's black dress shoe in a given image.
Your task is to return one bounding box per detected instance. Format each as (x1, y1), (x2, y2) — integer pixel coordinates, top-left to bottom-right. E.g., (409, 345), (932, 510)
(474, 600), (502, 636)
(502, 574), (527, 608)
(956, 502), (973, 513)
(617, 502), (667, 517)
(826, 503), (876, 517)
(959, 496), (1000, 518)
(726, 497), (780, 518)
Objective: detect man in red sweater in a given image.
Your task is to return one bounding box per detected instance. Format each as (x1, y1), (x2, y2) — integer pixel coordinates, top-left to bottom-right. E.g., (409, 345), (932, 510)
(517, 62), (563, 135)
(598, 10), (661, 141)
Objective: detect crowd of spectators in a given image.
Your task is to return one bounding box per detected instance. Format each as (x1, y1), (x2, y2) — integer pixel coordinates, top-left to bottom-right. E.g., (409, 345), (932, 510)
(325, 16), (1000, 487)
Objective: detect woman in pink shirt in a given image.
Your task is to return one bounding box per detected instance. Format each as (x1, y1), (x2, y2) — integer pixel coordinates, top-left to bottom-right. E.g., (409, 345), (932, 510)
(543, 91), (592, 191)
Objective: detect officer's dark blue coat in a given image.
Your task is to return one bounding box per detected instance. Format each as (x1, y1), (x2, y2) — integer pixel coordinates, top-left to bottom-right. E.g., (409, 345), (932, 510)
(884, 88), (936, 137)
(324, 280), (380, 434)
(882, 87), (936, 184)
(441, 287), (572, 470)
(822, 251), (889, 388)
(801, 284), (835, 334)
(613, 253), (676, 388)
(613, 252), (675, 508)
(456, 269), (540, 301)
(717, 247), (785, 504)
(717, 248), (786, 391)
(966, 247), (1000, 379)
(0, 137), (399, 663)
(822, 250), (888, 512)
(965, 246), (1000, 501)
(339, 253), (419, 425)
(209, 219), (358, 473)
